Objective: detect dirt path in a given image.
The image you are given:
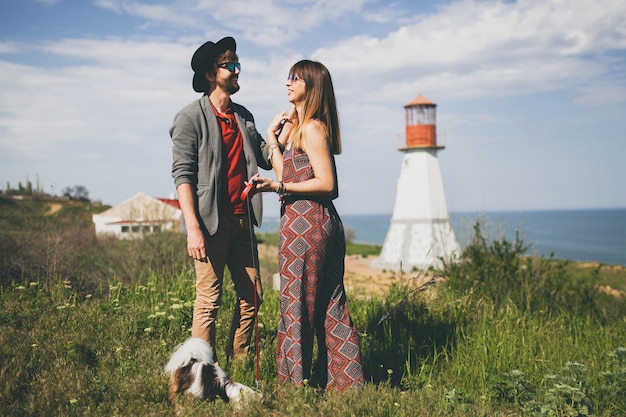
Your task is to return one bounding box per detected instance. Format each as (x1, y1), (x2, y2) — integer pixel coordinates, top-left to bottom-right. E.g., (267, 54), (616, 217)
(343, 255), (397, 296)
(259, 243), (441, 297)
(46, 203), (63, 215)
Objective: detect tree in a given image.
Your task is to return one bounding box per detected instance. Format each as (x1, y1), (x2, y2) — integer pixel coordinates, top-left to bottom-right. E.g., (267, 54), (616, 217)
(74, 185), (90, 202)
(62, 186), (74, 199)
(62, 185), (91, 202)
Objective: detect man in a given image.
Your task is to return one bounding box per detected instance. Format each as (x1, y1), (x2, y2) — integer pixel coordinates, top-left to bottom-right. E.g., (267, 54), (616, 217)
(170, 37), (271, 362)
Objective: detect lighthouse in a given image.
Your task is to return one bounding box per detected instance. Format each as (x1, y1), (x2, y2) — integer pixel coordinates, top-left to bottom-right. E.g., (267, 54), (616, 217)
(375, 94), (460, 271)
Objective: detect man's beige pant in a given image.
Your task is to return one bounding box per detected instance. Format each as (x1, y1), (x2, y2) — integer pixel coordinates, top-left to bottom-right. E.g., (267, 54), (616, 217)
(191, 214), (263, 362)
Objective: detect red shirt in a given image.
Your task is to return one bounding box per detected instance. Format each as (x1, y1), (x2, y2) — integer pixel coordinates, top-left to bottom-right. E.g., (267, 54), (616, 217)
(212, 102), (247, 215)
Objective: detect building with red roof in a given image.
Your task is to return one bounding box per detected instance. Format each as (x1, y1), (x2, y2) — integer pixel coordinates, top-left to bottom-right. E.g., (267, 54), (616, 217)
(92, 192), (181, 239)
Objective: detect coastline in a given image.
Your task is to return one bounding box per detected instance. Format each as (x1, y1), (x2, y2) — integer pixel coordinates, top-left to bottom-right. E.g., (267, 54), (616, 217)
(291, 208), (626, 266)
(258, 244), (626, 298)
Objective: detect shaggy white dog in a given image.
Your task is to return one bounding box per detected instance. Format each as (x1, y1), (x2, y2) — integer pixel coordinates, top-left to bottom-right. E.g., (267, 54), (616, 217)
(165, 337), (260, 404)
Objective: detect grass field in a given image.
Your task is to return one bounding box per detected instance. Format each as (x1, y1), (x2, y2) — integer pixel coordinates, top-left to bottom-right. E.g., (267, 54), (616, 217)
(1, 197), (625, 416)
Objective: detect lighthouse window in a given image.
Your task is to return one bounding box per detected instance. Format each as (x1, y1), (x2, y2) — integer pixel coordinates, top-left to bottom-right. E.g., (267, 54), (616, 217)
(406, 106), (436, 125)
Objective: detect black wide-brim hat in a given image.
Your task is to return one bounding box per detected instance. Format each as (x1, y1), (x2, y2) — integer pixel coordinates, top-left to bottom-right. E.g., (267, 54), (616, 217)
(191, 36), (236, 92)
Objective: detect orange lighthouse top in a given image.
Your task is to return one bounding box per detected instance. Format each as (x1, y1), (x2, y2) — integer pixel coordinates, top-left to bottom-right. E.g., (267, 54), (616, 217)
(403, 93), (443, 149)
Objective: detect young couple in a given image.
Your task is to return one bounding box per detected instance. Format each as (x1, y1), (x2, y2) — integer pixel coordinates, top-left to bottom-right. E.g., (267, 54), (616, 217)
(170, 36), (363, 391)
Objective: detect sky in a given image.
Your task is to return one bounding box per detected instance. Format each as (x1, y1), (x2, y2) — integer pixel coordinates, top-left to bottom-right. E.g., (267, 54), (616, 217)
(1, 0), (625, 218)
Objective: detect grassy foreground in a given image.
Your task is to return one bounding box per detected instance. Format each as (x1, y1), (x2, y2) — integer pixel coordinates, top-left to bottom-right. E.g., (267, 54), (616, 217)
(1, 198), (625, 416)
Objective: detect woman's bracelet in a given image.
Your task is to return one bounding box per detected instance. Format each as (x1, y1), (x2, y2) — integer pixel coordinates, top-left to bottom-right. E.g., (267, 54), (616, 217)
(275, 181), (287, 196)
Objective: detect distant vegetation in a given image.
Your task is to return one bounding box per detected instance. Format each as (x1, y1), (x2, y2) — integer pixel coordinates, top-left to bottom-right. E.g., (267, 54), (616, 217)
(1, 197), (625, 416)
(2, 177), (93, 202)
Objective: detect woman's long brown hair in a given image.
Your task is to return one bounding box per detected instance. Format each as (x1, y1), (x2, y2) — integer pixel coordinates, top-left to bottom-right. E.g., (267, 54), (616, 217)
(288, 60), (342, 155)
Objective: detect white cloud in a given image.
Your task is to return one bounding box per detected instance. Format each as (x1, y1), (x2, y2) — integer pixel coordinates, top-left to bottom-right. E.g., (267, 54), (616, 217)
(95, 0), (199, 27)
(34, 0), (62, 6)
(574, 82), (626, 106)
(93, 0), (369, 46)
(0, 42), (19, 53)
(2, 0), (626, 210)
(312, 0), (626, 106)
(0, 37), (194, 156)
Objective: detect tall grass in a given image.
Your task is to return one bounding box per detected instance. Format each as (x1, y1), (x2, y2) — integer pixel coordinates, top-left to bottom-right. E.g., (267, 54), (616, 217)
(1, 199), (625, 416)
(2, 267), (624, 416)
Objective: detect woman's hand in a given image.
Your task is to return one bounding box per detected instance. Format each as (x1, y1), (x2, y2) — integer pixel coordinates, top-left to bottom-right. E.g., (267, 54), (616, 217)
(286, 105), (297, 121)
(244, 173), (260, 188)
(253, 175), (279, 193)
(266, 111), (291, 139)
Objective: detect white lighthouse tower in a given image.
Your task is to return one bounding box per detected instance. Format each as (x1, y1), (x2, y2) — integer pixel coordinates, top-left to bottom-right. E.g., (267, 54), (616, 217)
(376, 94), (459, 271)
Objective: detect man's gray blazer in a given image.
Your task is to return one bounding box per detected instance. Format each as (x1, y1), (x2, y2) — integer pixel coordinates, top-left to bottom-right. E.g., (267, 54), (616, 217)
(170, 95), (272, 235)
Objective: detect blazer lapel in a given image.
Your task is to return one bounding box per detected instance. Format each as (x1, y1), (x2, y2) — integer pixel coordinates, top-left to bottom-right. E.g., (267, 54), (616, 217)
(200, 95), (223, 172)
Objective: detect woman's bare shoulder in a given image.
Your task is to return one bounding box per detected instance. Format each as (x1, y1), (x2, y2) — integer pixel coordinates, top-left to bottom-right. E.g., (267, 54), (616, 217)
(302, 119), (328, 143)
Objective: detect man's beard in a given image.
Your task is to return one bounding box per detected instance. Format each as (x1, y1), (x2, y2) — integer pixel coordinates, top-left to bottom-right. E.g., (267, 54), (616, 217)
(218, 76), (240, 95)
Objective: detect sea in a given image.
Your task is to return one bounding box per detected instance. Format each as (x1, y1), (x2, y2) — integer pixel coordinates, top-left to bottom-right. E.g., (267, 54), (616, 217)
(257, 208), (626, 266)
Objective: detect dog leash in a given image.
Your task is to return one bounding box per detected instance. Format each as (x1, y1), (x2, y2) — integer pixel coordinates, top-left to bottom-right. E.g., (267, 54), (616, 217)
(244, 192), (262, 394)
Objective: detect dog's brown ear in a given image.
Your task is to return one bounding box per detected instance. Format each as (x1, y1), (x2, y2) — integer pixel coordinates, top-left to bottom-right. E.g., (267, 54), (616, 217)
(201, 364), (229, 402)
(169, 364), (194, 401)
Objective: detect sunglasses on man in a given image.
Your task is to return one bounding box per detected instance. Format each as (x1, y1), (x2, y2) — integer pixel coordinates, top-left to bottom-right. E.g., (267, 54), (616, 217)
(218, 62), (241, 72)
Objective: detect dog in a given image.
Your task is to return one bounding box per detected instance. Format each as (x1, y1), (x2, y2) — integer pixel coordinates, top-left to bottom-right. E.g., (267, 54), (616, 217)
(165, 337), (260, 405)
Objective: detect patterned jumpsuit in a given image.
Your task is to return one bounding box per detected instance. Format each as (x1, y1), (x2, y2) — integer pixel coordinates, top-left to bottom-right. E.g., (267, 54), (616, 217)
(276, 146), (364, 391)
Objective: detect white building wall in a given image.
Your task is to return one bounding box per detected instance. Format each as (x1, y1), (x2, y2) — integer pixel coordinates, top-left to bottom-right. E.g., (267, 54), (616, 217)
(92, 216), (124, 238)
(375, 149), (460, 270)
(92, 192), (181, 239)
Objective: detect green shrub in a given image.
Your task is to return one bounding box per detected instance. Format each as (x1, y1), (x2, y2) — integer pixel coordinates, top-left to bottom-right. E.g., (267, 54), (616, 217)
(353, 282), (462, 387)
(540, 362), (593, 417)
(442, 222), (620, 320)
(599, 347), (626, 414)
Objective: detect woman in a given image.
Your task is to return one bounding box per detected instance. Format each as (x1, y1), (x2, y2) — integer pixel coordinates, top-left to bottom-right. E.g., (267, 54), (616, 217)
(255, 60), (364, 391)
